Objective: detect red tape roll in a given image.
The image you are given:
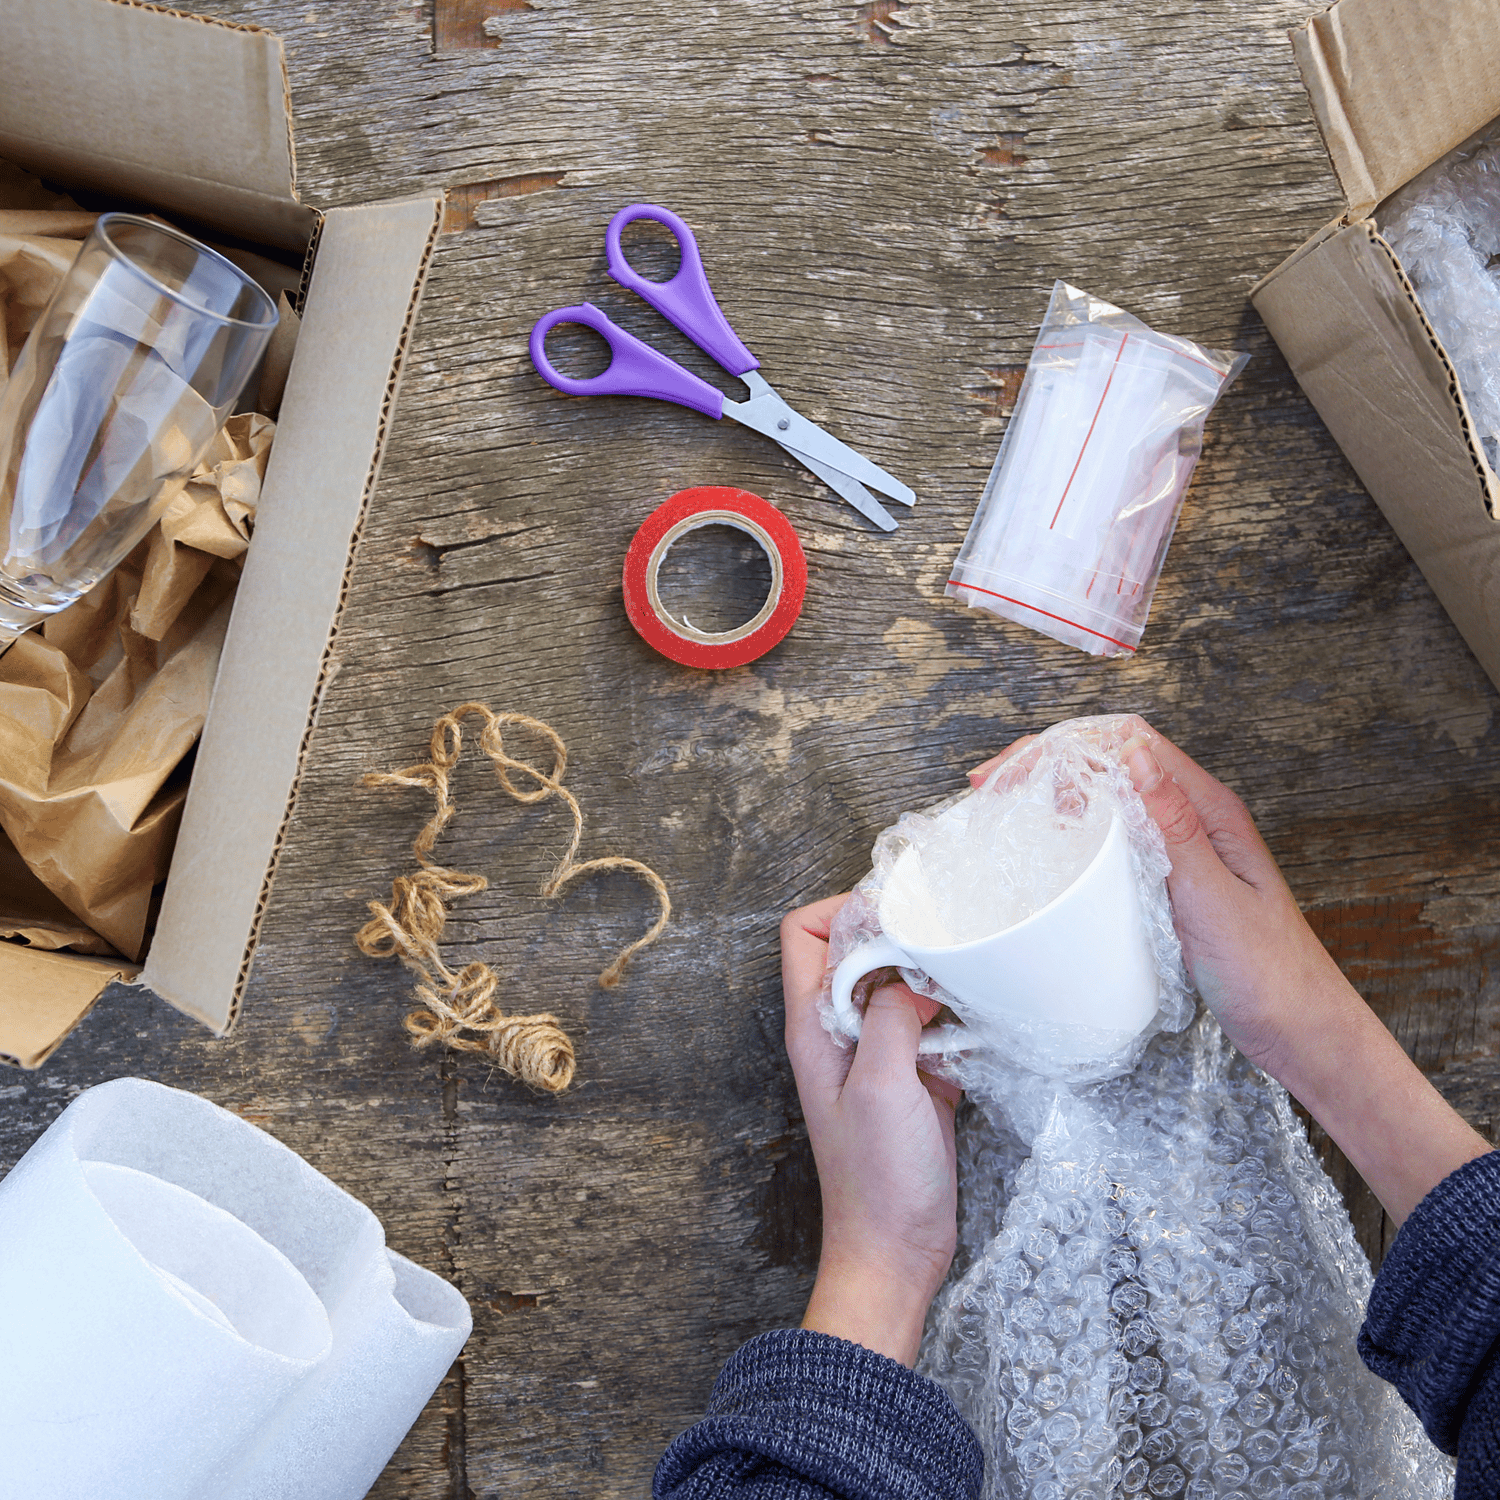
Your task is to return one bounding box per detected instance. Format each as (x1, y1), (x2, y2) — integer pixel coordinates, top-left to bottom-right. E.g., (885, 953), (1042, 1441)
(622, 487), (807, 669)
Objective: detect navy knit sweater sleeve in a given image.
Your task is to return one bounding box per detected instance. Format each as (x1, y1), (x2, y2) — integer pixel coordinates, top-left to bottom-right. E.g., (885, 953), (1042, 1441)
(1359, 1149), (1500, 1498)
(653, 1329), (983, 1500)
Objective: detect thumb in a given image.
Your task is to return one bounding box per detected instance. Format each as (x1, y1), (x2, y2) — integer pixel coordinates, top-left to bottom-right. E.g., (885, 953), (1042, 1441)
(1122, 734), (1232, 896)
(847, 984), (924, 1088)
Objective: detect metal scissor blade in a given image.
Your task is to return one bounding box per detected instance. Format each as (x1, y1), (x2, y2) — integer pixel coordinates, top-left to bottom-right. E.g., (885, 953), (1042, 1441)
(797, 450), (899, 531)
(723, 373), (917, 507)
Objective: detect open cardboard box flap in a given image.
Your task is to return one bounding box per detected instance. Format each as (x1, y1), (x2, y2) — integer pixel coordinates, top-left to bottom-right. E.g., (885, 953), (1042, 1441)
(144, 195), (440, 1034)
(1292, 0), (1500, 220)
(0, 0), (442, 1060)
(0, 0), (315, 251)
(1252, 0), (1500, 690)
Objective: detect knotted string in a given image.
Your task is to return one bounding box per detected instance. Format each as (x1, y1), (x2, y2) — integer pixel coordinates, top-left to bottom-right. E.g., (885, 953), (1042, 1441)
(355, 702), (671, 1091)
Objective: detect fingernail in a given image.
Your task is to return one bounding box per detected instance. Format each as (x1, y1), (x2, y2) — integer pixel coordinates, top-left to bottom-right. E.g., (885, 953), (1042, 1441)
(1125, 742), (1164, 794)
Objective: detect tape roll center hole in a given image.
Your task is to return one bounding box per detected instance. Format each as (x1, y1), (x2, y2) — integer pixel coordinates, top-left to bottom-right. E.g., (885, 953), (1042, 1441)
(655, 523), (775, 635)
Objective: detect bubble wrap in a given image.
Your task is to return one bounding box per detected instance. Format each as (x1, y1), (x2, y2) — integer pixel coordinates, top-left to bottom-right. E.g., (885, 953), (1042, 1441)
(1381, 124), (1500, 472)
(822, 719), (1451, 1497)
(823, 716), (1193, 1099)
(920, 1015), (1449, 1499)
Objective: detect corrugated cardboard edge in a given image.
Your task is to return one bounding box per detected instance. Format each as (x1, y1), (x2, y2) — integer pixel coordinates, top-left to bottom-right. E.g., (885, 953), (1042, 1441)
(111, 0), (302, 195)
(1252, 218), (1500, 685)
(1290, 0), (1500, 218)
(140, 194), (443, 1034)
(0, 949), (140, 1069)
(1253, 216), (1500, 514)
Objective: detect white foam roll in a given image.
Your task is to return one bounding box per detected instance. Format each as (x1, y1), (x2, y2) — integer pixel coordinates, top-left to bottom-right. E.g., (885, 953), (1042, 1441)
(0, 1078), (472, 1499)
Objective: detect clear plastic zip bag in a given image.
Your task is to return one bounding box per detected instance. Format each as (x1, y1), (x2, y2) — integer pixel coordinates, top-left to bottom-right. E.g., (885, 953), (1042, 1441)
(948, 284), (1247, 658)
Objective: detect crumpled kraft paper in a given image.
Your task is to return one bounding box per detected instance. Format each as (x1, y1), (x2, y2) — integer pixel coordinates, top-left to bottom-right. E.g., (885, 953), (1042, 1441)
(0, 205), (277, 961)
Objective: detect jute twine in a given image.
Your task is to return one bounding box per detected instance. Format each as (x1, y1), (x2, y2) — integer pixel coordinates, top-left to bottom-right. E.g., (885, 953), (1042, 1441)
(355, 702), (671, 1092)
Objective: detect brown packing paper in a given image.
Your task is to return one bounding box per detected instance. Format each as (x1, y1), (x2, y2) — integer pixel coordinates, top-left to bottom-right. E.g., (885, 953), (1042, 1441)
(0, 205), (277, 962)
(0, 945), (134, 1069)
(0, 554), (239, 959)
(0, 822), (115, 954)
(256, 293), (300, 416)
(134, 412), (271, 639)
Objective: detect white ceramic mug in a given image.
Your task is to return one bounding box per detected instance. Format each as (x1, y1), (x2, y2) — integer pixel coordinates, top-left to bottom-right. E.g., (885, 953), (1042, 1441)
(830, 813), (1160, 1056)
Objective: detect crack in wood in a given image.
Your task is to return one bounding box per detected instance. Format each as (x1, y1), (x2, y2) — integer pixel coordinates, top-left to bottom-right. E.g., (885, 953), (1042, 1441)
(423, 571), (553, 598)
(855, 0), (912, 46)
(433, 0), (534, 54)
(437, 1052), (475, 1500)
(968, 365), (1026, 420)
(408, 532), (520, 570)
(977, 132), (1027, 168)
(444, 173), (568, 233)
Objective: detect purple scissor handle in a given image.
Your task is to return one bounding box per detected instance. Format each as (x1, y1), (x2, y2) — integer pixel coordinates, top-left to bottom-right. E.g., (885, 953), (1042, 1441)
(528, 301), (727, 419)
(526, 203), (912, 529)
(604, 204), (759, 377)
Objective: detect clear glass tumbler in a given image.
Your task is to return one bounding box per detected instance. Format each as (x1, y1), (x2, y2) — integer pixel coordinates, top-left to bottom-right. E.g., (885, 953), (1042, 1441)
(0, 213), (279, 648)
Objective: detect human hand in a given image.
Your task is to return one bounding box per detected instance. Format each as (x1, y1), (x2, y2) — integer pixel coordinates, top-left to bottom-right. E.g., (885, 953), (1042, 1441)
(967, 717), (1345, 1080)
(970, 718), (1490, 1223)
(782, 894), (961, 1366)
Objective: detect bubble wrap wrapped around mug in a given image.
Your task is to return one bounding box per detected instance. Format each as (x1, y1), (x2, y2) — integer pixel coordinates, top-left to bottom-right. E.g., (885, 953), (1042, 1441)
(821, 718), (1450, 1498)
(1381, 125), (1500, 474)
(822, 715), (1193, 1100)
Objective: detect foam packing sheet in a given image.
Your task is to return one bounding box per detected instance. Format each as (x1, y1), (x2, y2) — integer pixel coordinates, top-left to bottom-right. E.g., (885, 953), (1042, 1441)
(0, 1077), (471, 1499)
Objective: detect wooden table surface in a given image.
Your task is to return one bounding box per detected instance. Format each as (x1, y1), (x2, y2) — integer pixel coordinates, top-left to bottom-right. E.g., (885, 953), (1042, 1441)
(5, 0), (1499, 1495)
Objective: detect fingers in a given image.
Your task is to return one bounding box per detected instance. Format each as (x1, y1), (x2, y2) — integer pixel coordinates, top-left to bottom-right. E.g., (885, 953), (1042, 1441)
(1121, 731), (1231, 896)
(868, 976), (944, 1028)
(846, 983), (925, 1089)
(782, 895), (855, 1098)
(968, 733), (1039, 789)
(1121, 722), (1285, 893)
(920, 1067), (962, 1115)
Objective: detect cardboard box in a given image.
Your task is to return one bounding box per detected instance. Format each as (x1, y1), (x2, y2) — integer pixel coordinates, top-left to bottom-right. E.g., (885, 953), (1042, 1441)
(0, 0), (443, 1065)
(1251, 0), (1500, 690)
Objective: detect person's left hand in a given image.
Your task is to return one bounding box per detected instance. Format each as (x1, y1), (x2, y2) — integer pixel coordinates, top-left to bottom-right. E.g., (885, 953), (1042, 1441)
(782, 894), (962, 1366)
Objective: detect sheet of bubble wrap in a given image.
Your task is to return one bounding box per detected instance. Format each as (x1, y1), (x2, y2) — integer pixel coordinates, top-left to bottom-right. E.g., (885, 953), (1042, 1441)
(1382, 128), (1500, 474)
(920, 1014), (1451, 1500)
(0, 1077), (471, 1500)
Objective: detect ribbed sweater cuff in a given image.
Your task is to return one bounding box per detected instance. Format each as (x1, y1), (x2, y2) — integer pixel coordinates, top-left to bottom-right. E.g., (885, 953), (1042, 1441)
(1360, 1149), (1500, 1467)
(655, 1329), (983, 1500)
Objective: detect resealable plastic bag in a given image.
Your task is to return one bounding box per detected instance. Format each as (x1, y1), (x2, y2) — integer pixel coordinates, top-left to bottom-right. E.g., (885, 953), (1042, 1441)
(948, 285), (1247, 658)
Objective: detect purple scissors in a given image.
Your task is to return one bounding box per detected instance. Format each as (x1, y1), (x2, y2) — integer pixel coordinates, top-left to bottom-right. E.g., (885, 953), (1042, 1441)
(529, 204), (916, 532)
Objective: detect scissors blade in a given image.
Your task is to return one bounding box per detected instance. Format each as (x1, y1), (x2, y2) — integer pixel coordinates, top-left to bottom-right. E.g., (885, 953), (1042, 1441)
(723, 373), (917, 507)
(796, 451), (899, 531)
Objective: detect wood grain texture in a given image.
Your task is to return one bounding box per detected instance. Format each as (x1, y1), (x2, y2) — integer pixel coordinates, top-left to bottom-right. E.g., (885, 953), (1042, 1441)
(4, 0), (1499, 1495)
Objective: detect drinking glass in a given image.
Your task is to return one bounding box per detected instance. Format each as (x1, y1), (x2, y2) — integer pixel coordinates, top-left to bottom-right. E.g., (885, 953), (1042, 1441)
(0, 213), (279, 648)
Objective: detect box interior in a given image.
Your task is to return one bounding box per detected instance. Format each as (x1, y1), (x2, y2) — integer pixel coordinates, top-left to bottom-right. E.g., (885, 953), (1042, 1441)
(1251, 0), (1500, 695)
(0, 0), (441, 1062)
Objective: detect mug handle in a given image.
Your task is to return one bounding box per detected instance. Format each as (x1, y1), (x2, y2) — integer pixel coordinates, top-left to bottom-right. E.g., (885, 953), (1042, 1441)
(829, 936), (968, 1056)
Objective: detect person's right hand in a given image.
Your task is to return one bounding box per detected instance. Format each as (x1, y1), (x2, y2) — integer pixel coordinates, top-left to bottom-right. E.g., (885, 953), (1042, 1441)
(1112, 720), (1354, 1081)
(973, 716), (1490, 1224)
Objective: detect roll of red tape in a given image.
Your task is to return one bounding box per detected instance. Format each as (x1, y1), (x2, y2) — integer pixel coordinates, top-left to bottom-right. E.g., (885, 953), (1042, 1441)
(622, 487), (807, 669)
